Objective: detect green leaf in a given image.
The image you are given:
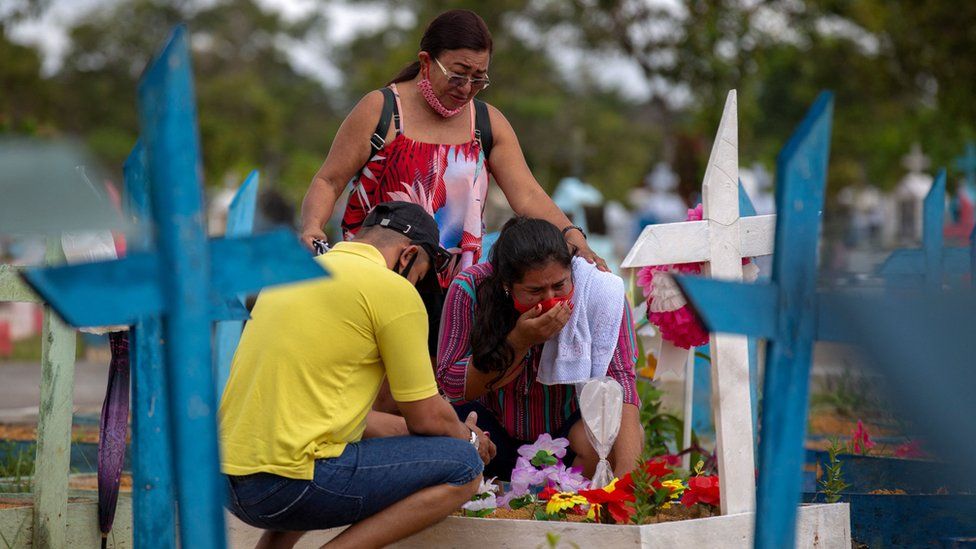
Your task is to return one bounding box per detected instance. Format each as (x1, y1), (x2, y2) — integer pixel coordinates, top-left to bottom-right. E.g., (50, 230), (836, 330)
(531, 450), (559, 467)
(510, 495), (535, 510)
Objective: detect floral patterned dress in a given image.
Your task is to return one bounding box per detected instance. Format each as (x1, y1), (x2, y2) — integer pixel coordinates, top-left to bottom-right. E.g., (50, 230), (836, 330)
(341, 84), (491, 288)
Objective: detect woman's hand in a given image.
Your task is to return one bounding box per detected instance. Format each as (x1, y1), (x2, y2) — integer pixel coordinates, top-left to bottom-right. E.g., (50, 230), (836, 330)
(510, 301), (573, 349)
(300, 226), (328, 252)
(565, 230), (609, 272)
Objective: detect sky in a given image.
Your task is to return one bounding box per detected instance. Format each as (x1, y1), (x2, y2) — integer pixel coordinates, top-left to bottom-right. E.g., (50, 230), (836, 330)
(5, 0), (659, 102)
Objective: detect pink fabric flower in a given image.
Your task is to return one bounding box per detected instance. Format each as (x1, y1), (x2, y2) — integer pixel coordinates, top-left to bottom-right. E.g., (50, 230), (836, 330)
(636, 202), (757, 350)
(517, 433), (569, 462)
(894, 440), (927, 459)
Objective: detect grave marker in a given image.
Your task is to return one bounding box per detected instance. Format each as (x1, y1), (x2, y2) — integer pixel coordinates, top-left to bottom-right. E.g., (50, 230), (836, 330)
(673, 91), (835, 548)
(21, 26), (326, 547)
(622, 90), (774, 515)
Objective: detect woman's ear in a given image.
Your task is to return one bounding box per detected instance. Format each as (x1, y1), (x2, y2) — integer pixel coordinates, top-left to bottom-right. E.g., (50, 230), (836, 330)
(418, 51), (431, 76)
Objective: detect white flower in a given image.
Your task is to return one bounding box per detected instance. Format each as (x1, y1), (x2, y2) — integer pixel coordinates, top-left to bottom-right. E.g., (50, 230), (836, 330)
(462, 492), (497, 512)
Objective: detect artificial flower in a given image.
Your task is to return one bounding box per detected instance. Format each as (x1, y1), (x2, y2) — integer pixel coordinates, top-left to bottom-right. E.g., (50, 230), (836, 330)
(643, 458), (674, 480)
(850, 420), (875, 455)
(462, 492), (497, 513)
(538, 485), (558, 502)
(518, 433), (570, 465)
(542, 462), (590, 492)
(894, 439), (927, 459)
(545, 492), (589, 515)
(579, 476), (637, 524)
(681, 475), (720, 507)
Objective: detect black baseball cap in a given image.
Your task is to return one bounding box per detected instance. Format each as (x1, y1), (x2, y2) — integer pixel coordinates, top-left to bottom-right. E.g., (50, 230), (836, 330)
(363, 201), (452, 280)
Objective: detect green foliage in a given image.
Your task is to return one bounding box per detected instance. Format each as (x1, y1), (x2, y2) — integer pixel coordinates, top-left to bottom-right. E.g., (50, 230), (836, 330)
(637, 380), (683, 459)
(531, 450), (558, 467)
(0, 441), (35, 493)
(537, 532), (580, 549)
(819, 438), (850, 504)
(508, 494), (534, 510)
(810, 369), (876, 418)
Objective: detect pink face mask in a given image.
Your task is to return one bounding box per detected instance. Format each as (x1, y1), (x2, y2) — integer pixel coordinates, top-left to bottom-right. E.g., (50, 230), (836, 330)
(513, 287), (575, 314)
(418, 66), (467, 118)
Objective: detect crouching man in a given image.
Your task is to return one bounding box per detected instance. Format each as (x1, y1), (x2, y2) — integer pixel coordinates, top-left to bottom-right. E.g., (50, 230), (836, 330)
(220, 201), (496, 548)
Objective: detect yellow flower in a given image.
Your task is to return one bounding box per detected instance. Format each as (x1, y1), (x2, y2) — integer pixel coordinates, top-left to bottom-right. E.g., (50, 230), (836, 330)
(546, 492), (589, 515)
(661, 479), (685, 500)
(603, 478), (620, 493)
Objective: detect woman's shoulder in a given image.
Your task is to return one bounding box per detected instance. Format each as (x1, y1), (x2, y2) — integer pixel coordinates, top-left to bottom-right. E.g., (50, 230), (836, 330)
(452, 262), (494, 289)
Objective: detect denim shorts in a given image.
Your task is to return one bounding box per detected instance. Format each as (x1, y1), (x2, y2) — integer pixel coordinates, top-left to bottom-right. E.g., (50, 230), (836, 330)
(225, 435), (483, 532)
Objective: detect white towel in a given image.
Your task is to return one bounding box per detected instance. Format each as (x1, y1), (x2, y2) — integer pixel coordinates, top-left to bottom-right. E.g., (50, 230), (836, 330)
(538, 257), (626, 385)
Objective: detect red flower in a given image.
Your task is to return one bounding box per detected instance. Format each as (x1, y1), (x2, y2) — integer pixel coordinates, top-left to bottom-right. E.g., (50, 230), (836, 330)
(850, 420), (876, 455)
(894, 440), (926, 459)
(538, 485), (558, 501)
(643, 458), (673, 480)
(579, 475), (637, 524)
(681, 475), (720, 508)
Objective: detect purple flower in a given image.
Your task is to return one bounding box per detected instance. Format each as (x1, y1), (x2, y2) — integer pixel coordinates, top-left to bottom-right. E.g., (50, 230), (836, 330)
(543, 462), (590, 492)
(517, 434), (570, 466)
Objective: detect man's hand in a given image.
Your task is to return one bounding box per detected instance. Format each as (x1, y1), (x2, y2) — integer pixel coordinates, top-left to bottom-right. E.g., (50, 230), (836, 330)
(510, 301), (573, 349)
(464, 411), (496, 464)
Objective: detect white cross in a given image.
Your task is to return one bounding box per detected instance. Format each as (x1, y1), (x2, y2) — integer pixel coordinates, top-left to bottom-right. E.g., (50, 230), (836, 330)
(902, 142), (930, 174)
(622, 90), (775, 515)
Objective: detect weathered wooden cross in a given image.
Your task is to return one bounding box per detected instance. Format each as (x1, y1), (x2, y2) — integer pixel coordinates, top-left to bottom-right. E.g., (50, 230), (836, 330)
(673, 91), (838, 548)
(688, 185), (764, 441)
(214, 169), (260, 399)
(22, 26), (326, 548)
(879, 169), (976, 288)
(622, 90), (776, 515)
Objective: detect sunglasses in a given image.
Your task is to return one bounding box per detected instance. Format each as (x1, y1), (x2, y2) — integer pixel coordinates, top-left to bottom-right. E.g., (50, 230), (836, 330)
(434, 58), (490, 91)
(416, 242), (452, 274)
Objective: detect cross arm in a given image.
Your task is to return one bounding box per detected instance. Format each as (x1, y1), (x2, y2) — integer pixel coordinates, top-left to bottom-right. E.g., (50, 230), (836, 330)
(621, 214), (776, 268)
(23, 229), (327, 327)
(673, 276), (868, 344)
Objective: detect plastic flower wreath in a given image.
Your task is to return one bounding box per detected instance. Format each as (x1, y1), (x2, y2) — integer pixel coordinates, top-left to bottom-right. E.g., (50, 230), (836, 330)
(637, 203), (760, 349)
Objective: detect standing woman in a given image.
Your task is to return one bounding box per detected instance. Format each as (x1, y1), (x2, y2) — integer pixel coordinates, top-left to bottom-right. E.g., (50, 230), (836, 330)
(300, 9), (606, 354)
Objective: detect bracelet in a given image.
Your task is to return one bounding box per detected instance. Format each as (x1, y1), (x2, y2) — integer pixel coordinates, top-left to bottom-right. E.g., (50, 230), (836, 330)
(561, 225), (587, 240)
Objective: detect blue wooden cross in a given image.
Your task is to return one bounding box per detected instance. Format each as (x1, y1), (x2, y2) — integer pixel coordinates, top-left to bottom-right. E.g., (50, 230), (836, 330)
(673, 91), (835, 548)
(124, 141), (176, 548)
(214, 170), (260, 400)
(21, 26), (326, 547)
(879, 170), (976, 288)
(954, 140), (976, 199)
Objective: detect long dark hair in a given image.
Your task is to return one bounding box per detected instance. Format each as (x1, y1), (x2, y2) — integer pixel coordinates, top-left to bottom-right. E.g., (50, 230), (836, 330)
(388, 10), (493, 85)
(471, 217), (574, 376)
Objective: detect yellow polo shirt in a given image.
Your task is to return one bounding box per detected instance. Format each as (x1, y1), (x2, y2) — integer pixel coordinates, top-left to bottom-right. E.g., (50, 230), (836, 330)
(219, 241), (437, 480)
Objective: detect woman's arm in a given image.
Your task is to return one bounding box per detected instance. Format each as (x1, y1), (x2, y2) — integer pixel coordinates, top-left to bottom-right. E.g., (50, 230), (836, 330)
(611, 403), (644, 476)
(299, 90), (386, 249)
(607, 302), (644, 476)
(485, 105), (608, 271)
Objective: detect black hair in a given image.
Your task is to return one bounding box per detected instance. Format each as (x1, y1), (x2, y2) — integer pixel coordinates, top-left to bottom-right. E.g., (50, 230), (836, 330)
(471, 217), (573, 377)
(388, 9), (493, 85)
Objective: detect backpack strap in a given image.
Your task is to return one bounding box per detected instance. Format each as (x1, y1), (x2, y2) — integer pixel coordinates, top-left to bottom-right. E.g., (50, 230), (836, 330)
(473, 98), (493, 162)
(369, 87), (398, 160)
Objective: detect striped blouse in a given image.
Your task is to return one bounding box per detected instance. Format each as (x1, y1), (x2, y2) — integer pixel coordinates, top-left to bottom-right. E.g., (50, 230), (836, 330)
(436, 262), (640, 442)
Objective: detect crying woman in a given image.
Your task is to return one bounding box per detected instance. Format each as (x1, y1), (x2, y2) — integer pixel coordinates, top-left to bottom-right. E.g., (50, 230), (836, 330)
(435, 216), (645, 481)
